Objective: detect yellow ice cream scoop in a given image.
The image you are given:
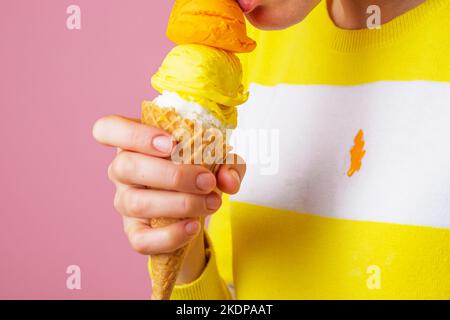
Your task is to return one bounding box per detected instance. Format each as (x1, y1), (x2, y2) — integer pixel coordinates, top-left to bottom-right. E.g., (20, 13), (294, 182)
(151, 44), (248, 128)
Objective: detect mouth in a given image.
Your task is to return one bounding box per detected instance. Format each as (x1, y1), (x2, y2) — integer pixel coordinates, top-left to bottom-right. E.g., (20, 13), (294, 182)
(236, 0), (259, 13)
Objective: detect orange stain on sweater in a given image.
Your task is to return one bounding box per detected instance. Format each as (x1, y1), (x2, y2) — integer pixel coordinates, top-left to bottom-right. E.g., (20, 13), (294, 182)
(347, 129), (366, 177)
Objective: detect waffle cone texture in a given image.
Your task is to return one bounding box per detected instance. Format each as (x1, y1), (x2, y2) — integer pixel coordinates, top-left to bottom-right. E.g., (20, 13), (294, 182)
(141, 101), (229, 300)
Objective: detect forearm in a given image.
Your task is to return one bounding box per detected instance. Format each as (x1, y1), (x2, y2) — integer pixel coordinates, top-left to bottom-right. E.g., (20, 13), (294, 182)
(169, 231), (232, 300)
(176, 230), (206, 284)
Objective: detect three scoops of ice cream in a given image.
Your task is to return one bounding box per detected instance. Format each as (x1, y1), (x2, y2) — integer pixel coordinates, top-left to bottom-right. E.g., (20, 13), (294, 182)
(142, 0), (256, 300)
(150, 0), (256, 131)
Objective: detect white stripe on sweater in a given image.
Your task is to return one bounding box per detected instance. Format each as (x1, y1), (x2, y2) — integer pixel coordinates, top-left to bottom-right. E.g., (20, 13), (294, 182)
(231, 81), (450, 228)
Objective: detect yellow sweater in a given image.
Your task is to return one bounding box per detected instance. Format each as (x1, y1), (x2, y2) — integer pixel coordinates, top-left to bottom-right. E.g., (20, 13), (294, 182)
(154, 0), (450, 299)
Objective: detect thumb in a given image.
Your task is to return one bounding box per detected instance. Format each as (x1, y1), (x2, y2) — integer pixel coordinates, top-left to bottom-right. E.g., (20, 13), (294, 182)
(216, 153), (246, 195)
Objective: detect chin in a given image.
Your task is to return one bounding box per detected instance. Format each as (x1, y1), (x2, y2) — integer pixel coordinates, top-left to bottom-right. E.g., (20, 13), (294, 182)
(245, 9), (302, 30)
(244, 0), (320, 30)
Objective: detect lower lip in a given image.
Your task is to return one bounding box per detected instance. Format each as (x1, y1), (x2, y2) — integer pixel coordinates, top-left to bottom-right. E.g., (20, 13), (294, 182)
(237, 0), (258, 13)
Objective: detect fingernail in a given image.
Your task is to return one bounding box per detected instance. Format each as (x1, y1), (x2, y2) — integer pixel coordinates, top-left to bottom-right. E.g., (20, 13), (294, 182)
(229, 169), (241, 184)
(152, 135), (172, 154)
(196, 173), (215, 191)
(206, 193), (221, 210)
(185, 221), (200, 236)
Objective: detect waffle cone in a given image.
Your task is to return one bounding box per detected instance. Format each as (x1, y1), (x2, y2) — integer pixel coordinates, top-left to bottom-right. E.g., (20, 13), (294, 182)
(142, 101), (229, 300)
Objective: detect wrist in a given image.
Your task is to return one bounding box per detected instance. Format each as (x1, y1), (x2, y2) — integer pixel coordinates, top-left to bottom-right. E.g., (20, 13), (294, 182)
(176, 229), (207, 284)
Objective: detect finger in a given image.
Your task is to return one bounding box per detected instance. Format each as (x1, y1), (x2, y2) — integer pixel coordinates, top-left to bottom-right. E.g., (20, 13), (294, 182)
(116, 188), (222, 219)
(216, 153), (247, 194)
(92, 115), (174, 156)
(110, 151), (216, 194)
(123, 217), (201, 255)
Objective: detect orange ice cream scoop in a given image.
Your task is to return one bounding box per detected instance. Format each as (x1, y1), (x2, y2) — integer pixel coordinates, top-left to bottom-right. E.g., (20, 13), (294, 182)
(166, 0), (256, 53)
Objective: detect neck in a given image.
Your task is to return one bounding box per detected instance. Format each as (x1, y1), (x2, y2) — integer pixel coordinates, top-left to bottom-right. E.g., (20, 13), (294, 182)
(327, 0), (426, 30)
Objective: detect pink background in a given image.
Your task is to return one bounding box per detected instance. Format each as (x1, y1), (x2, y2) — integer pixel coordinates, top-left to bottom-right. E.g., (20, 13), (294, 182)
(0, 0), (174, 299)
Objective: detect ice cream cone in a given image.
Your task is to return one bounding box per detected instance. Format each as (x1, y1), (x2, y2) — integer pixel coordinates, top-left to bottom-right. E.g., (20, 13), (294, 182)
(142, 101), (229, 300)
(148, 218), (188, 300)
